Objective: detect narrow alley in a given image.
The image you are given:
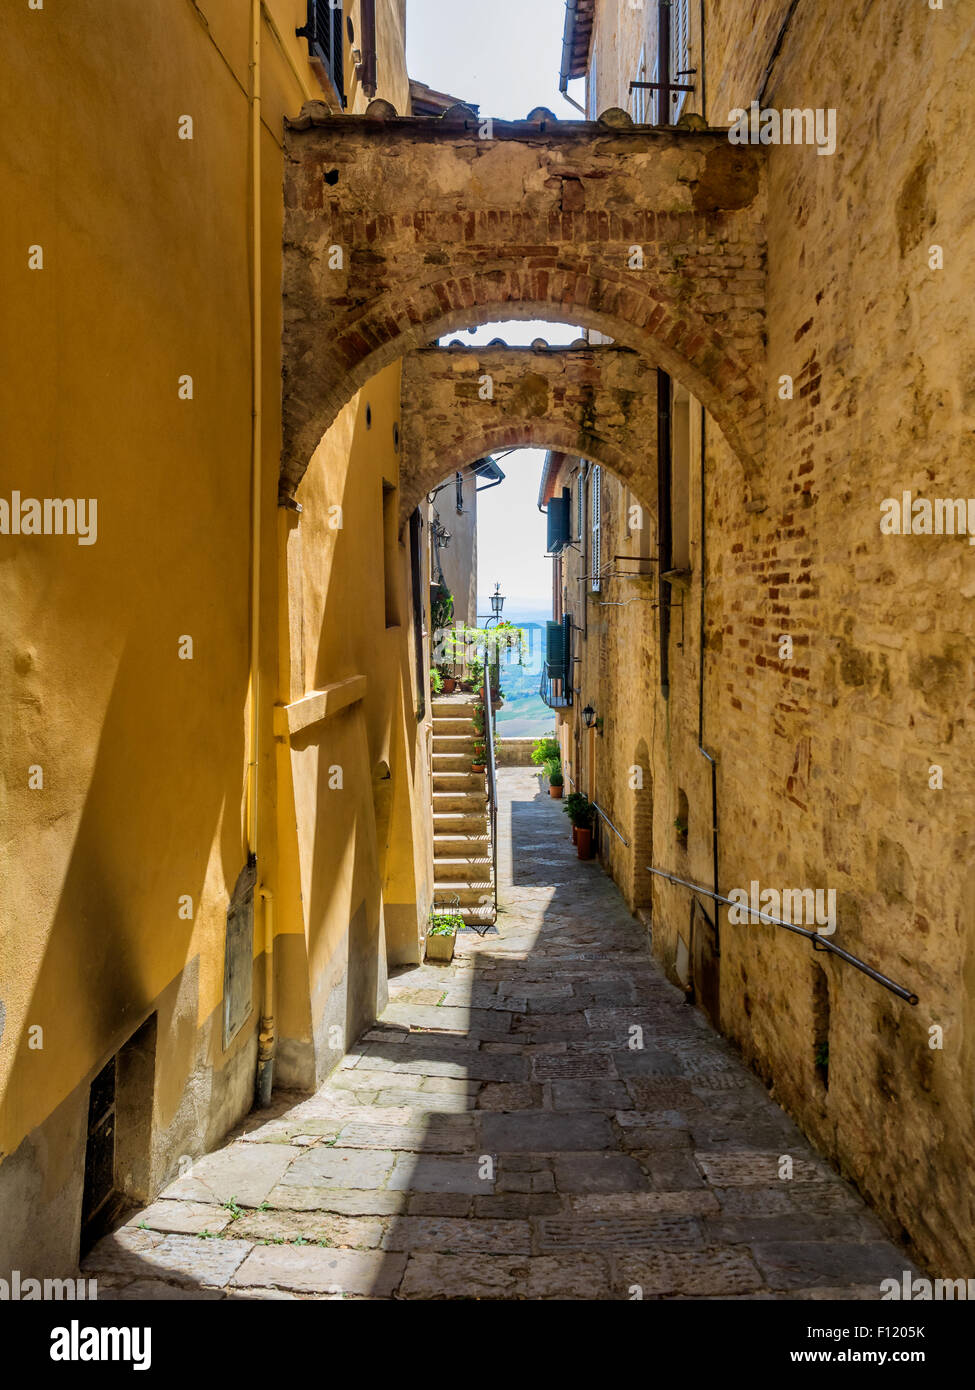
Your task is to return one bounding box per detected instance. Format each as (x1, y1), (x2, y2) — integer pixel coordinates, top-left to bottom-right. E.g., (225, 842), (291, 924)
(83, 769), (914, 1301)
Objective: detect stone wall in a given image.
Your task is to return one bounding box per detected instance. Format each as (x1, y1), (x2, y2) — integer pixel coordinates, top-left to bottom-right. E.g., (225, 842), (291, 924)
(400, 345), (658, 525)
(281, 113), (768, 497)
(563, 0), (975, 1273)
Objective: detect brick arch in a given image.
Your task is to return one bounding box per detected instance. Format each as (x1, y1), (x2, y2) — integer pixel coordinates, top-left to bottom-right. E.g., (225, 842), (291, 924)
(402, 427), (646, 533)
(397, 345), (661, 527)
(282, 115), (767, 502)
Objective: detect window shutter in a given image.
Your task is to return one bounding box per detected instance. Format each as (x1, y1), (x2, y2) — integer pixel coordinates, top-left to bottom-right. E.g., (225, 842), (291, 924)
(547, 492), (571, 554)
(671, 0), (690, 119)
(299, 1), (345, 105)
(577, 471), (585, 540)
(545, 620), (566, 680)
(591, 465), (602, 591)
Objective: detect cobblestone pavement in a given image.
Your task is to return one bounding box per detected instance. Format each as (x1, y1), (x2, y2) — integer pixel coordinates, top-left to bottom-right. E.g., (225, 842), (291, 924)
(86, 768), (916, 1300)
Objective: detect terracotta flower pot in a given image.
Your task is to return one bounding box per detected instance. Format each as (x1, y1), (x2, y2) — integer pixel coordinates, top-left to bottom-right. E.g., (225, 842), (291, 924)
(549, 783), (563, 798)
(576, 827), (592, 859)
(472, 763), (485, 775)
(442, 677), (456, 693)
(571, 825), (578, 844)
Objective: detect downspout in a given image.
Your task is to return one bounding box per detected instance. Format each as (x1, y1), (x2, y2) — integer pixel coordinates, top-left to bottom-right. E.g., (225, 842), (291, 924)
(558, 0), (588, 115)
(247, 0), (275, 1107)
(698, 406), (719, 952)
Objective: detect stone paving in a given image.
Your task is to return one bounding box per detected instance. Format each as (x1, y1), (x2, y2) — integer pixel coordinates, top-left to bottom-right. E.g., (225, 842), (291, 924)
(85, 768), (916, 1300)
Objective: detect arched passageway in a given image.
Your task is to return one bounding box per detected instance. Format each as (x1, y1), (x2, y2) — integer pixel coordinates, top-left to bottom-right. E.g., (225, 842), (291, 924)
(281, 107), (767, 500)
(398, 344), (660, 526)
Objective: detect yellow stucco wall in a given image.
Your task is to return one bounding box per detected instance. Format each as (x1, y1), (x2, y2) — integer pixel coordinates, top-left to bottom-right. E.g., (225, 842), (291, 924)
(0, 0), (424, 1275)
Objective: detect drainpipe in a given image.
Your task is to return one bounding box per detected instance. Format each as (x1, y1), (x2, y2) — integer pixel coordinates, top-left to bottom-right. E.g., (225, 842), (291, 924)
(256, 888), (275, 1106)
(246, 0), (275, 1106)
(698, 406), (720, 952)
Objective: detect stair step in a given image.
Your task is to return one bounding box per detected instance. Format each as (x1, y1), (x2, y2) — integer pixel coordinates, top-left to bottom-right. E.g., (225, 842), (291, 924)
(433, 793), (487, 813)
(431, 699), (478, 718)
(457, 904), (497, 925)
(433, 772), (485, 791)
(434, 858), (493, 883)
(433, 753), (479, 772)
(434, 835), (491, 854)
(434, 881), (497, 906)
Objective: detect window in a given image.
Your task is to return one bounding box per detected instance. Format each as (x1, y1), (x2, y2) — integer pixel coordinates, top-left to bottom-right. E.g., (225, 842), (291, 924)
(631, 46), (648, 124)
(382, 481), (400, 627)
(455, 471), (464, 514)
(298, 1), (345, 106)
(671, 0), (691, 122)
(576, 467), (585, 541)
(591, 465), (602, 592)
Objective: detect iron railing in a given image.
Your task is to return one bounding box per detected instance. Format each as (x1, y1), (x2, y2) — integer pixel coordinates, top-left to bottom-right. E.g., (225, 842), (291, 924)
(483, 676), (499, 923)
(644, 865), (919, 1004)
(591, 800), (629, 846)
(539, 668), (573, 709)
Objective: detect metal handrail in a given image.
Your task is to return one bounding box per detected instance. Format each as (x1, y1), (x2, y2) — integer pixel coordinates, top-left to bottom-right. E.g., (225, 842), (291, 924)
(591, 800), (629, 846)
(483, 677), (498, 923)
(644, 865), (919, 1004)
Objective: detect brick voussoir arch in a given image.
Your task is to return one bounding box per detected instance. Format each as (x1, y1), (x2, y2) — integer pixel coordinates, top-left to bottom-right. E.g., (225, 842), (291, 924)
(398, 344), (662, 528)
(400, 424), (643, 530)
(282, 112), (767, 501)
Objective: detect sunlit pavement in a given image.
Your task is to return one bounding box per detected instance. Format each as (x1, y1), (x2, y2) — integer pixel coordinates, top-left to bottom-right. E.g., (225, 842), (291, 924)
(85, 768), (916, 1300)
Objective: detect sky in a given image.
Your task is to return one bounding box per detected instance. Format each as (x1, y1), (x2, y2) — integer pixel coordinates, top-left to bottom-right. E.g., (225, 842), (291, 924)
(406, 2), (586, 613)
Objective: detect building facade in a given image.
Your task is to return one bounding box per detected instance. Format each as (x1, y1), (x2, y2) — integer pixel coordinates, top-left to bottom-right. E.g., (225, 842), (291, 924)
(544, 0), (975, 1273)
(0, 0), (433, 1275)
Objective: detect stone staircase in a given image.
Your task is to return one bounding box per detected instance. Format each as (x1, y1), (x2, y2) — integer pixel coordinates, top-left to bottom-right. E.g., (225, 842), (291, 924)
(431, 694), (495, 928)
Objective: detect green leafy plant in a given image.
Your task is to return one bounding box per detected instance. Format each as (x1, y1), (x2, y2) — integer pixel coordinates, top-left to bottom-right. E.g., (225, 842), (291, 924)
(563, 792), (594, 829)
(471, 705), (485, 736)
(430, 668), (443, 694)
(814, 1041), (830, 1072)
(428, 913), (463, 936)
(221, 1197), (244, 1221)
(674, 816), (688, 839)
(431, 582), (454, 634)
(531, 736), (560, 767)
(472, 740), (486, 767)
(546, 760), (564, 787)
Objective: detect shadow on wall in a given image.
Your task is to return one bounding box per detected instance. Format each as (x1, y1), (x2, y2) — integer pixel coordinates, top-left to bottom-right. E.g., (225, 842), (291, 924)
(1, 619), (250, 1277)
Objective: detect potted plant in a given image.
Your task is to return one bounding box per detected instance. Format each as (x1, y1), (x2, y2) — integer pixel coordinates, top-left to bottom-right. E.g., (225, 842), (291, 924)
(546, 758), (564, 798)
(471, 740), (486, 774)
(564, 792), (595, 859)
(430, 668), (443, 695)
(462, 657), (484, 694)
(436, 662), (456, 694)
(531, 735), (560, 769)
(425, 912), (462, 962)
